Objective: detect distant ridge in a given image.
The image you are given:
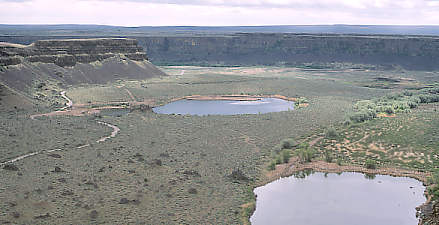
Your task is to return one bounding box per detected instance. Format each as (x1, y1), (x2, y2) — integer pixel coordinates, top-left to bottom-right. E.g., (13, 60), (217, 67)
(1, 24), (439, 36)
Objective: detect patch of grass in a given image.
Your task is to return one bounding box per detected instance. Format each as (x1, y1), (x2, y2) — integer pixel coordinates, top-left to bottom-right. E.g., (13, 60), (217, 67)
(296, 143), (315, 163)
(348, 86), (439, 123)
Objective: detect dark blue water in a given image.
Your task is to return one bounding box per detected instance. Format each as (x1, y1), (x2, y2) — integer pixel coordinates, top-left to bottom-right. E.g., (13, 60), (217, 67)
(251, 172), (426, 225)
(153, 98), (295, 115)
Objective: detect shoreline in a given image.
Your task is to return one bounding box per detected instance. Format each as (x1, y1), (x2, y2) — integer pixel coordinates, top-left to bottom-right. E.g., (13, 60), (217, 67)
(247, 157), (433, 225)
(173, 94), (298, 102)
(262, 157), (430, 185)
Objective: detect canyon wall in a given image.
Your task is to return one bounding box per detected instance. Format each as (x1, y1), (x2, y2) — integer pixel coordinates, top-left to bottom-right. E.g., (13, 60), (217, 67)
(0, 38), (148, 67)
(136, 34), (439, 70)
(1, 34), (439, 70)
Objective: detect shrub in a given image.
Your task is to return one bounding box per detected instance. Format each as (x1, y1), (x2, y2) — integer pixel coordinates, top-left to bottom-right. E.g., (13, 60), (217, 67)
(297, 148), (314, 163)
(365, 159), (377, 169)
(343, 119), (351, 126)
(295, 97), (308, 105)
(349, 110), (376, 123)
(229, 168), (249, 181)
(325, 127), (338, 139)
(403, 90), (413, 96)
(324, 150), (333, 163)
(281, 138), (295, 149)
(336, 158), (343, 166)
(383, 105), (394, 114)
(188, 188), (198, 194)
(268, 161), (276, 171)
(427, 170), (439, 200)
(281, 149), (291, 163)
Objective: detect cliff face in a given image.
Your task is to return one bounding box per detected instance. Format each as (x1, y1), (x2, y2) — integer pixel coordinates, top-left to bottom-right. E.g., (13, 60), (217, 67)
(1, 34), (439, 70)
(0, 38), (148, 67)
(136, 34), (439, 70)
(0, 38), (166, 107)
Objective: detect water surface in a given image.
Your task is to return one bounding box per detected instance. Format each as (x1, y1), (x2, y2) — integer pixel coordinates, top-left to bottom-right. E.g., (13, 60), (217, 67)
(251, 172), (426, 225)
(153, 98), (294, 115)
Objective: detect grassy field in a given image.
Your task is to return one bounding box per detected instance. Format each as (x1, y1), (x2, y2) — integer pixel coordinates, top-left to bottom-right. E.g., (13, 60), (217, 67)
(311, 103), (439, 171)
(1, 66), (437, 224)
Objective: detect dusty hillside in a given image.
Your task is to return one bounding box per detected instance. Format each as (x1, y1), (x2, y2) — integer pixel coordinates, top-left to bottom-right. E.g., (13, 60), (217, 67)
(0, 38), (166, 108)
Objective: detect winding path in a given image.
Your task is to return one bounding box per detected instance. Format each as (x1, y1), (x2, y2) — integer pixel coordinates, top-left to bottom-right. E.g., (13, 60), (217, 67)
(1, 91), (121, 166)
(60, 91), (73, 109)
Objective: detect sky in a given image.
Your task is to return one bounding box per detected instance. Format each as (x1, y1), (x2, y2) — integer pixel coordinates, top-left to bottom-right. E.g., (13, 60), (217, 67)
(0, 0), (438, 26)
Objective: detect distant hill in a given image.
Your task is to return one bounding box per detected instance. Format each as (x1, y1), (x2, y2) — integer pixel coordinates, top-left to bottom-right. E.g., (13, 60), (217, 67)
(1, 24), (439, 36)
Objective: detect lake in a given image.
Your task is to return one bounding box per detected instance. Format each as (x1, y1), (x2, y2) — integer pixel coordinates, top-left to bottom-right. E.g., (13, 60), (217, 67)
(153, 98), (295, 115)
(251, 172), (426, 225)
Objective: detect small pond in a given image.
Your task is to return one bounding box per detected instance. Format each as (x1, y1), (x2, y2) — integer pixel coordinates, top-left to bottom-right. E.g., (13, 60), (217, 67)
(251, 172), (426, 225)
(152, 98), (295, 115)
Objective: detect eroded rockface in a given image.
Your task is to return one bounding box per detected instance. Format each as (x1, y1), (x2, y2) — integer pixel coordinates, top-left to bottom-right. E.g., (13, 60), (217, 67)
(2, 34), (439, 70)
(0, 38), (166, 108)
(0, 38), (148, 67)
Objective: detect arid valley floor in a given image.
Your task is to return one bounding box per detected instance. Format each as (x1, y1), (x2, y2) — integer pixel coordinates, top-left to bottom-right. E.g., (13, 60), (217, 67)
(1, 64), (439, 224)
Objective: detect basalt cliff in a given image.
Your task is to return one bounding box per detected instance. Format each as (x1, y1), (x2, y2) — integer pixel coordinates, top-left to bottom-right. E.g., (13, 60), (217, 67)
(0, 38), (166, 109)
(2, 34), (438, 70)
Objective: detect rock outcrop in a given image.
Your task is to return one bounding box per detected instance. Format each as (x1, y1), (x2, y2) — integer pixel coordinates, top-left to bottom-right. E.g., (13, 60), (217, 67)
(0, 38), (166, 106)
(0, 38), (148, 67)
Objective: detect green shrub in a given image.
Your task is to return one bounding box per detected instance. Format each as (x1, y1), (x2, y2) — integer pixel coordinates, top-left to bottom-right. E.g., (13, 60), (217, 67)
(427, 170), (439, 200)
(365, 159), (377, 169)
(295, 97), (308, 105)
(281, 149), (291, 163)
(336, 158), (343, 166)
(349, 87), (439, 123)
(324, 150), (333, 163)
(349, 110), (376, 123)
(325, 127), (338, 139)
(298, 142), (310, 149)
(383, 105), (394, 114)
(281, 138), (295, 149)
(297, 147), (314, 163)
(268, 161), (276, 171)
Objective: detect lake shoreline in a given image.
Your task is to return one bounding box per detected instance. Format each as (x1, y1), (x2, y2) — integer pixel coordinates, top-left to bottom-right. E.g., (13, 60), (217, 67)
(172, 94), (298, 102)
(249, 157), (434, 225)
(252, 170), (427, 225)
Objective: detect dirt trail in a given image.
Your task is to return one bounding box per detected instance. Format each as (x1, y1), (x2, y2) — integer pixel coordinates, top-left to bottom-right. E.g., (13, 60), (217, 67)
(125, 88), (136, 101)
(309, 136), (323, 147)
(96, 121), (121, 143)
(1, 91), (121, 166)
(60, 91), (73, 110)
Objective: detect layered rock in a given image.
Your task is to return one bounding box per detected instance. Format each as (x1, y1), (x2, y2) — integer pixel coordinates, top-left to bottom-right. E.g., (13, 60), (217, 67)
(0, 38), (166, 99)
(0, 38), (148, 67)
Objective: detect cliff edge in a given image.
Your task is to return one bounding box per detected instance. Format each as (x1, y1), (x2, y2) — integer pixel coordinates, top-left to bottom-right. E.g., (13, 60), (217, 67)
(0, 38), (166, 109)
(0, 38), (149, 67)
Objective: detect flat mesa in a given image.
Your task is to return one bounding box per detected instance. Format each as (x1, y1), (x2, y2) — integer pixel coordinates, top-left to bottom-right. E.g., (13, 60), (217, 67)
(251, 172), (426, 225)
(152, 98), (295, 115)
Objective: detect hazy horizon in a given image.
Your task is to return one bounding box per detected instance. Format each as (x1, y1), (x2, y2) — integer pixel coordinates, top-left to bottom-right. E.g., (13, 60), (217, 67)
(0, 0), (438, 26)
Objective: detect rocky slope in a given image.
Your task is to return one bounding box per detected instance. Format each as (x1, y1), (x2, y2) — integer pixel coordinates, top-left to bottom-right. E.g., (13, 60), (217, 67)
(0, 38), (166, 108)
